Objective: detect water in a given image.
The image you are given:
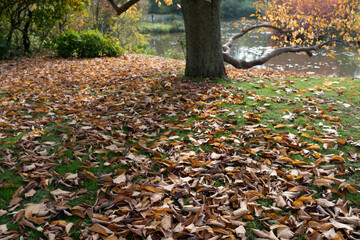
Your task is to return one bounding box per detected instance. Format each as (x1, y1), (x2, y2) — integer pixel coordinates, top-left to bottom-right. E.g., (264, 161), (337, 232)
(149, 23), (360, 78)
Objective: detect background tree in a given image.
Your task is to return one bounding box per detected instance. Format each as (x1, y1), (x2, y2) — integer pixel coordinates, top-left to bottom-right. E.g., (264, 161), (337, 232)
(0, 0), (86, 52)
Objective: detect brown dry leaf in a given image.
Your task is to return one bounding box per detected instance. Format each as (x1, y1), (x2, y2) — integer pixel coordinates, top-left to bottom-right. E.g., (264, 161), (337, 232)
(89, 223), (114, 236)
(276, 226), (294, 239)
(233, 202), (249, 216)
(316, 198), (335, 207)
(104, 236), (119, 240)
(24, 203), (49, 218)
(50, 188), (71, 196)
(0, 224), (8, 234)
(252, 229), (278, 240)
(330, 219), (353, 231)
(24, 189), (37, 198)
(113, 174), (126, 184)
(161, 214), (172, 230)
(0, 210), (7, 217)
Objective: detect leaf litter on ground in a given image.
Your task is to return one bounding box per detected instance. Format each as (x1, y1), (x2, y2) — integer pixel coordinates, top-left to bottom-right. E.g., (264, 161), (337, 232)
(0, 54), (360, 239)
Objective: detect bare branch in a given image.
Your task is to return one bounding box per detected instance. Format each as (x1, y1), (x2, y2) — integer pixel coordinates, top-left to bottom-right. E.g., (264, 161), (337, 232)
(107, 0), (141, 15)
(223, 40), (334, 69)
(223, 24), (292, 54)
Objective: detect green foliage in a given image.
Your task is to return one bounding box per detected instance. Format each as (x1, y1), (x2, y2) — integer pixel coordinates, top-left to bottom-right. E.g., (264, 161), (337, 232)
(77, 30), (105, 58)
(221, 0), (257, 20)
(55, 30), (123, 58)
(0, 36), (12, 60)
(109, 12), (149, 52)
(55, 30), (81, 57)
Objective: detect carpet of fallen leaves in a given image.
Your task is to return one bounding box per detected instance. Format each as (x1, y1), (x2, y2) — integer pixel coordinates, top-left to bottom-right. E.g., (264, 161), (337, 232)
(0, 54), (360, 240)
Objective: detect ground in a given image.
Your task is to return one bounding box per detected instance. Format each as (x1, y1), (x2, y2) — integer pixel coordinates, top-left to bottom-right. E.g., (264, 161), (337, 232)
(0, 54), (360, 239)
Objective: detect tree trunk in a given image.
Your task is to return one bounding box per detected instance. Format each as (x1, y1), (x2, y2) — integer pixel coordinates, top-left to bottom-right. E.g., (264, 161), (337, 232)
(180, 0), (226, 79)
(22, 10), (32, 52)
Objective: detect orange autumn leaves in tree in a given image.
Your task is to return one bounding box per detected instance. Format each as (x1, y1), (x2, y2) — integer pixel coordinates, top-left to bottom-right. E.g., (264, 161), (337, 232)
(255, 0), (360, 51)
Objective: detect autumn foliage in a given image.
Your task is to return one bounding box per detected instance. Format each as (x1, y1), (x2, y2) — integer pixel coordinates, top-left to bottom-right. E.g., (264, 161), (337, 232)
(257, 0), (360, 50)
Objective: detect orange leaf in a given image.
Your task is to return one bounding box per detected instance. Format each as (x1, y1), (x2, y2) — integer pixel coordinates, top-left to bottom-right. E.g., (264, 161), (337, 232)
(301, 132), (312, 139)
(330, 155), (345, 162)
(314, 178), (332, 187)
(336, 138), (346, 145)
(292, 200), (304, 209)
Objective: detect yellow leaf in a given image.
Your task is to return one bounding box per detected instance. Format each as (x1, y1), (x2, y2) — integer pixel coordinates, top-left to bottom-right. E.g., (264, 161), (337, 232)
(292, 200), (304, 209)
(314, 178), (332, 187)
(330, 155), (345, 162)
(301, 132), (312, 139)
(307, 144), (320, 150)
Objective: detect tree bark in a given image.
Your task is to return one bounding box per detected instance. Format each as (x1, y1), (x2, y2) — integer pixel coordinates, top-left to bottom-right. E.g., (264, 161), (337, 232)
(181, 0), (226, 79)
(107, 0), (141, 15)
(22, 10), (32, 52)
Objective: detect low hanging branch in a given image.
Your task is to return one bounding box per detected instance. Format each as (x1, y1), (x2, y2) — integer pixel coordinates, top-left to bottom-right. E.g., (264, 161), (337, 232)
(107, 0), (141, 15)
(222, 24), (334, 69)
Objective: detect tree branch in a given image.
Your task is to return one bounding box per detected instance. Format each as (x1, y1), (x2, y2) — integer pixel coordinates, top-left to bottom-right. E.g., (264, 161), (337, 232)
(107, 0), (141, 15)
(223, 40), (334, 69)
(223, 24), (292, 54)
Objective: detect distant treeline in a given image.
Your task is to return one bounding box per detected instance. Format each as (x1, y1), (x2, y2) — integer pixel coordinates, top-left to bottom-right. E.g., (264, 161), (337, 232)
(147, 0), (257, 20)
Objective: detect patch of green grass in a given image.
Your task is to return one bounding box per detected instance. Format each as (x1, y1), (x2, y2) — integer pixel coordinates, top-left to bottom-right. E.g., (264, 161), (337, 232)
(257, 198), (273, 208)
(139, 22), (184, 34)
(0, 187), (17, 209)
(56, 159), (83, 175)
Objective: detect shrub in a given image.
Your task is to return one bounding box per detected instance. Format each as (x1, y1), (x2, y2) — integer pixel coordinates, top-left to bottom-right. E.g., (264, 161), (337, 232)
(77, 30), (103, 58)
(55, 30), (123, 58)
(0, 36), (12, 60)
(55, 30), (81, 58)
(102, 37), (124, 57)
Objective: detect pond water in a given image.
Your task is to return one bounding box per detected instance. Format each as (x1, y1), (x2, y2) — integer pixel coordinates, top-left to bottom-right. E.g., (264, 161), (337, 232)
(148, 23), (360, 78)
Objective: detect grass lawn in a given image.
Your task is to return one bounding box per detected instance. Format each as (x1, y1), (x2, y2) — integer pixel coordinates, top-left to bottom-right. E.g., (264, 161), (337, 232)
(0, 54), (359, 239)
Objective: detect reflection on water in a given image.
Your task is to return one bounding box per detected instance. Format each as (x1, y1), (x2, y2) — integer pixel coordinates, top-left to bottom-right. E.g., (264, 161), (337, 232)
(148, 23), (360, 78)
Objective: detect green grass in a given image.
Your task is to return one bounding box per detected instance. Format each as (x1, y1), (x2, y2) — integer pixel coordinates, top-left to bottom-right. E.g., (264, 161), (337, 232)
(139, 22), (184, 34)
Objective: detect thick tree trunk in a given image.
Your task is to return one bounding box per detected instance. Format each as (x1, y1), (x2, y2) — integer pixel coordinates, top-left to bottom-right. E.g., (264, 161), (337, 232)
(181, 0), (226, 79)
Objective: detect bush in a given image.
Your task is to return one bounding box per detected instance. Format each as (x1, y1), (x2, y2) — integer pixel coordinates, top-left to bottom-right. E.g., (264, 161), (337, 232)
(102, 37), (124, 57)
(77, 30), (103, 58)
(0, 36), (12, 60)
(55, 30), (81, 58)
(55, 30), (123, 58)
